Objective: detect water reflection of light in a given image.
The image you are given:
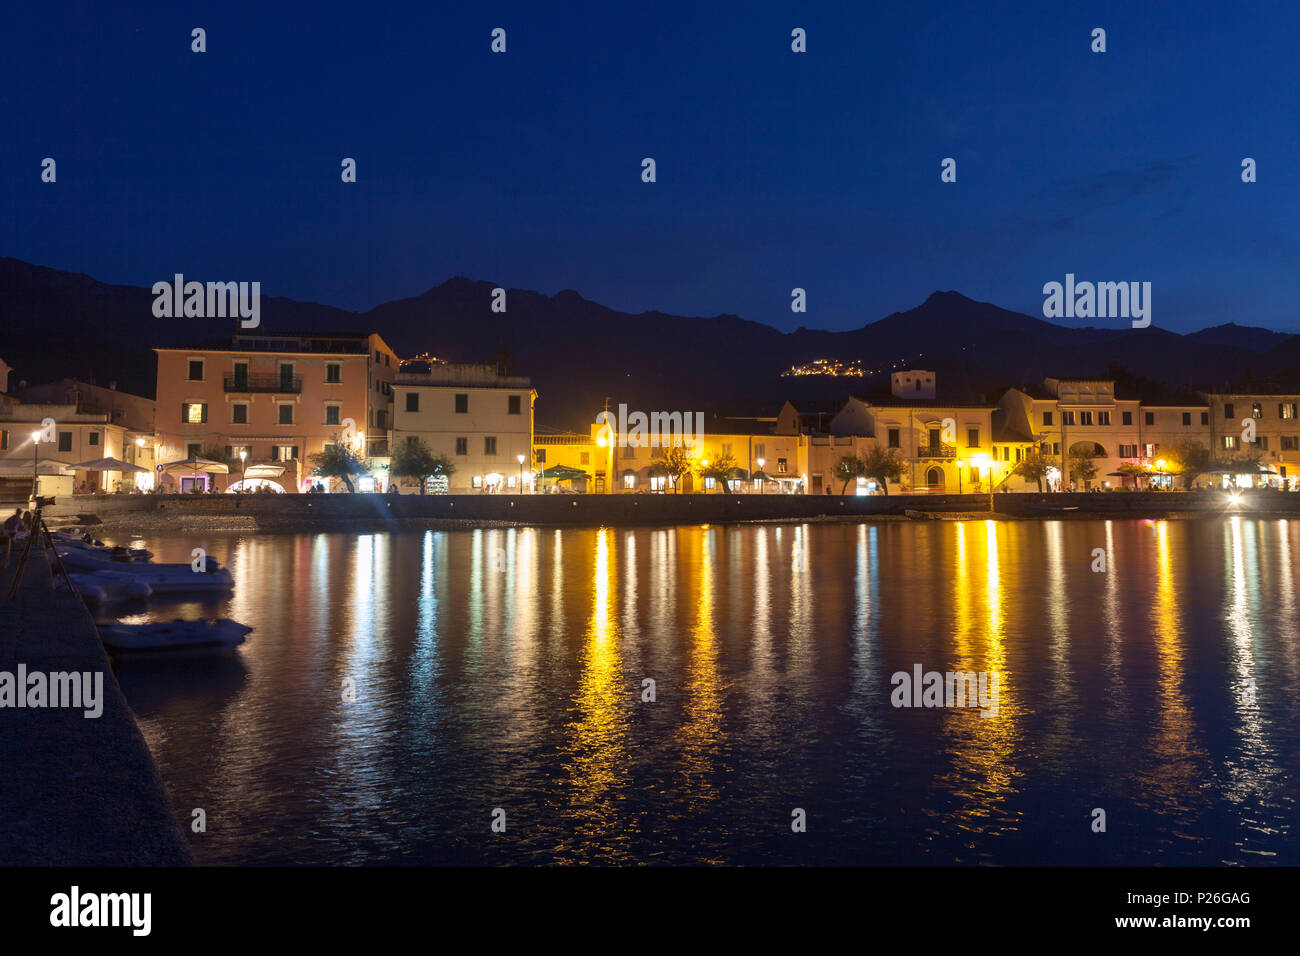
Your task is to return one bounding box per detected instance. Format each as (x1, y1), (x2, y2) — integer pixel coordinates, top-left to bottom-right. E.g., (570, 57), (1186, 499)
(678, 526), (723, 811)
(1221, 518), (1276, 813)
(559, 527), (631, 860)
(1142, 520), (1203, 812)
(929, 520), (1020, 856)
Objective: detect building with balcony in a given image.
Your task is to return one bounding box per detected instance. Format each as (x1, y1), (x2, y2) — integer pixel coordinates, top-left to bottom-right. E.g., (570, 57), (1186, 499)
(829, 371), (1002, 493)
(155, 332), (397, 492)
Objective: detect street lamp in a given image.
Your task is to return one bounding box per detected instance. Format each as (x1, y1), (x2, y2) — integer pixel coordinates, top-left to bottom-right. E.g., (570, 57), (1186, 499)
(239, 448), (247, 490)
(30, 431), (40, 500)
(517, 453), (525, 493)
(757, 457), (765, 494)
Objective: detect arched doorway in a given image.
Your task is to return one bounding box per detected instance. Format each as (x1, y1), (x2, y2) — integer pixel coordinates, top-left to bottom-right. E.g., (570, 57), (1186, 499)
(925, 466), (944, 490)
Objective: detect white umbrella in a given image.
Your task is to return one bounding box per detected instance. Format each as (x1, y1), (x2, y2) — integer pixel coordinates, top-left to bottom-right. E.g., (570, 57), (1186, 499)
(160, 457), (230, 491)
(160, 457), (230, 474)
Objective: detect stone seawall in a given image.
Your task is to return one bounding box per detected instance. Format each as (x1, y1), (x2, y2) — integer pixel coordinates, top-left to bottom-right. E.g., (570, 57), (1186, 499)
(0, 540), (193, 865)
(37, 488), (1300, 531)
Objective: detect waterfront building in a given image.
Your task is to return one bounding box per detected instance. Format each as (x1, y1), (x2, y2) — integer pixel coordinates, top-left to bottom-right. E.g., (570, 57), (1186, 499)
(0, 399), (132, 498)
(830, 371), (1000, 494)
(1199, 389), (1300, 488)
(155, 332), (397, 493)
(391, 360), (535, 493)
(999, 378), (1213, 490)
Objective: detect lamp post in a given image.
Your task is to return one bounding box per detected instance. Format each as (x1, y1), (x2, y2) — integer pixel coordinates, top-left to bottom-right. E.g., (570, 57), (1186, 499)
(30, 431), (40, 500)
(757, 457), (765, 494)
(517, 453), (525, 494)
(240, 449), (248, 490)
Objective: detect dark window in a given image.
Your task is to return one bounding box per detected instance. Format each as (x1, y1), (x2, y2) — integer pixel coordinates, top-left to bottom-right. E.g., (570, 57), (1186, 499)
(374, 350), (380, 363)
(967, 428), (979, 448)
(232, 404), (248, 424)
(325, 405), (340, 426)
(1201, 412), (1209, 425)
(88, 431), (99, 446)
(279, 364), (294, 390)
(535, 448), (546, 464)
(1283, 436), (1299, 451)
(1224, 403), (1234, 419)
(1052, 442), (1060, 455)
(278, 404), (293, 425)
(1144, 412), (1154, 425)
(233, 362), (249, 388)
(1042, 412), (1053, 426)
(1182, 412), (1191, 426)
(376, 410), (386, 429)
(1063, 411), (1075, 426)
(887, 428), (900, 449)
(1122, 411), (1132, 426)
(187, 443), (201, 458)
(508, 395), (521, 415)
(326, 364), (341, 383)
(0, 430), (7, 451)
(187, 359), (204, 381)
(1259, 436), (1270, 451)
(484, 436), (497, 455)
(57, 432), (72, 452)
(406, 393), (419, 412)
(455, 394), (469, 414)
(455, 438), (468, 455)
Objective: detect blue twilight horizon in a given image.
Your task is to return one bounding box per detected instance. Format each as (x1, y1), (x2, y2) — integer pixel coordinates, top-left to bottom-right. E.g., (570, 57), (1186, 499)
(2, 0), (1297, 334)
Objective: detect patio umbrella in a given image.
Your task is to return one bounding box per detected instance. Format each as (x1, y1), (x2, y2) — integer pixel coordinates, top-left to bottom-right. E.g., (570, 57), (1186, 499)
(70, 456), (148, 474)
(539, 464), (587, 481)
(160, 457), (230, 490)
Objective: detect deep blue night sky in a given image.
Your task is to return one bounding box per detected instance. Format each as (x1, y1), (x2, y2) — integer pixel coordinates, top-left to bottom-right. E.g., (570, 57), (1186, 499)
(3, 1), (1298, 333)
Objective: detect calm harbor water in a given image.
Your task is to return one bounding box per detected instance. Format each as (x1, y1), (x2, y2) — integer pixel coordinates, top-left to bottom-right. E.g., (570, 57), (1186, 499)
(104, 518), (1299, 865)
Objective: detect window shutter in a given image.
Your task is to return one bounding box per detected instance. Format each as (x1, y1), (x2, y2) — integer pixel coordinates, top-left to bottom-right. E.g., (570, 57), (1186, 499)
(292, 446), (299, 460)
(182, 404), (188, 423)
(271, 446), (279, 461)
(201, 404), (208, 423)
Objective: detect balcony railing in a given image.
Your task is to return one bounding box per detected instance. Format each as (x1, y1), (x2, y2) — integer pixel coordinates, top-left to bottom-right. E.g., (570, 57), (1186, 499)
(224, 374), (302, 394)
(917, 442), (957, 459)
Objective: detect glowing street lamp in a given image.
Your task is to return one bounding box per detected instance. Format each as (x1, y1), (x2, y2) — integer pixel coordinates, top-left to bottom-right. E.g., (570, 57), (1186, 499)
(969, 452), (994, 510)
(517, 453), (525, 493)
(240, 448), (248, 488)
(757, 457), (765, 494)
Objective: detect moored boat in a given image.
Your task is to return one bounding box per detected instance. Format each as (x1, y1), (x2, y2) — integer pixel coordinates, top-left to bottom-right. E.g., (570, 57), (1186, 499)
(97, 619), (251, 655)
(58, 548), (234, 592)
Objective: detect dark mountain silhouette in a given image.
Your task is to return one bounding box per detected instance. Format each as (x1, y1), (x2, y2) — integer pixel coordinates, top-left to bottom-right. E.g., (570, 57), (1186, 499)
(0, 257), (1295, 429)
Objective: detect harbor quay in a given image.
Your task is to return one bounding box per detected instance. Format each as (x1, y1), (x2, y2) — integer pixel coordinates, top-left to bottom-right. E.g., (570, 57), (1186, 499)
(0, 541), (192, 866)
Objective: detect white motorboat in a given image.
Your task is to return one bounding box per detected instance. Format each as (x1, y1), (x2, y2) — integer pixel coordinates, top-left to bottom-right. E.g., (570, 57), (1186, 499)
(66, 570), (153, 604)
(97, 619), (251, 655)
(58, 548), (234, 592)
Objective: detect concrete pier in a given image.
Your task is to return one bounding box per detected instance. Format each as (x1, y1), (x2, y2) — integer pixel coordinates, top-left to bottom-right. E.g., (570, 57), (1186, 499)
(0, 538), (192, 865)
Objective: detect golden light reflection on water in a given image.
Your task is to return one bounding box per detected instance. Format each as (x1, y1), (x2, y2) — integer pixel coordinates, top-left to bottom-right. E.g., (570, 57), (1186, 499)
(676, 528), (725, 815)
(931, 521), (1020, 850)
(558, 528), (631, 856)
(1141, 520), (1204, 813)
